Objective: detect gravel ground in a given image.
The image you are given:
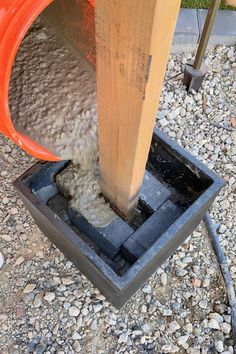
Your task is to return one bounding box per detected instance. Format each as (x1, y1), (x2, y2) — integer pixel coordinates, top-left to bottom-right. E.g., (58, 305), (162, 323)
(0, 44), (235, 354)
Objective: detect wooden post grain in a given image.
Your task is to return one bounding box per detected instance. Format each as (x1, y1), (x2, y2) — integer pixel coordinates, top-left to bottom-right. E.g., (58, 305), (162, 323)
(95, 0), (180, 215)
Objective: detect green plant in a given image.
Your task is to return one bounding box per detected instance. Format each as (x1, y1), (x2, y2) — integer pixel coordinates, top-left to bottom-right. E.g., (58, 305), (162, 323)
(181, 0), (234, 10)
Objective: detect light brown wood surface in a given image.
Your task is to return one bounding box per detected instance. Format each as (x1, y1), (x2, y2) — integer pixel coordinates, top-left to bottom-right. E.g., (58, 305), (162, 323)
(95, 0), (180, 215)
(223, 0), (236, 6)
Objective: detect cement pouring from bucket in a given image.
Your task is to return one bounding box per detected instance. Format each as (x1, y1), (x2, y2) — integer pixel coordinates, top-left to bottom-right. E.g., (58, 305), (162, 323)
(183, 0), (221, 92)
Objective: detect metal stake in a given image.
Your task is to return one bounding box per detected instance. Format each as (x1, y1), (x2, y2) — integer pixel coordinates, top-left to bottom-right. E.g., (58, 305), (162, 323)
(183, 0), (221, 92)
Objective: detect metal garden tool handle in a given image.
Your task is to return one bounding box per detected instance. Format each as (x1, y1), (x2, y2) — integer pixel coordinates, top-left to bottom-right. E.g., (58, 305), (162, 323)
(194, 0), (221, 70)
(183, 0), (221, 92)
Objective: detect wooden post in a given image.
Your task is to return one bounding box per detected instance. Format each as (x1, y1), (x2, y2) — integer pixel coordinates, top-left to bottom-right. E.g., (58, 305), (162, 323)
(95, 0), (180, 215)
(223, 0), (236, 6)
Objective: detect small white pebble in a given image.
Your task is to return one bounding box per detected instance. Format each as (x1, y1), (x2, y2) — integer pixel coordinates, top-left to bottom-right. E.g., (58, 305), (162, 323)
(44, 292), (55, 302)
(23, 283), (36, 294)
(0, 252), (4, 269)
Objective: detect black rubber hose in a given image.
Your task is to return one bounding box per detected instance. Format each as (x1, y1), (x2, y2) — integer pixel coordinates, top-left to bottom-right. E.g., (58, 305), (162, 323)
(204, 211), (236, 352)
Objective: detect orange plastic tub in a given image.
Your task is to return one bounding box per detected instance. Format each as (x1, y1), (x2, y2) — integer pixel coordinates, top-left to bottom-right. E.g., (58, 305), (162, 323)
(0, 0), (95, 161)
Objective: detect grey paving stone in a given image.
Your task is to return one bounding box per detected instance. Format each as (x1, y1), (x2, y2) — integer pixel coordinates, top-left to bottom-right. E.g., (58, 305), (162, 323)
(122, 201), (183, 264)
(68, 207), (134, 259)
(198, 9), (236, 45)
(173, 9), (199, 44)
(140, 171), (171, 212)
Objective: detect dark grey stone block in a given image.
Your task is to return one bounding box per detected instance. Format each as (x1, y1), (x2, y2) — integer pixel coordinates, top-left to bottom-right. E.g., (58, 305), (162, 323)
(198, 9), (236, 45)
(68, 170), (170, 259)
(68, 208), (134, 259)
(123, 200), (182, 263)
(122, 238), (146, 264)
(173, 9), (199, 44)
(140, 171), (171, 212)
